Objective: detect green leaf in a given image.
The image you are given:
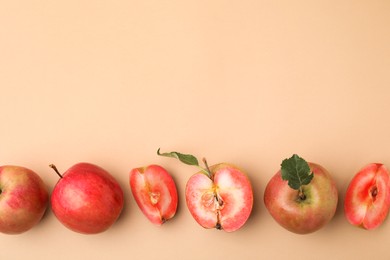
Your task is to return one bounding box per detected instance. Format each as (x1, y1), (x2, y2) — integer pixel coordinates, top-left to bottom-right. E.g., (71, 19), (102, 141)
(157, 148), (200, 166)
(280, 154), (314, 190)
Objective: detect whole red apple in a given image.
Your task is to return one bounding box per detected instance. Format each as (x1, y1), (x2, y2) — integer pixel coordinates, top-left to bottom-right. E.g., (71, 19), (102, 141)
(130, 164), (178, 225)
(344, 163), (390, 230)
(264, 154), (338, 234)
(50, 163), (124, 234)
(158, 149), (253, 232)
(0, 165), (49, 234)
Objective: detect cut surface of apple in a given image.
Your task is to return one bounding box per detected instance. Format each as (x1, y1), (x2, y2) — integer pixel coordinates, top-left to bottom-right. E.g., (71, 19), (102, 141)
(344, 163), (390, 230)
(130, 165), (178, 225)
(157, 149), (254, 232)
(185, 163), (253, 232)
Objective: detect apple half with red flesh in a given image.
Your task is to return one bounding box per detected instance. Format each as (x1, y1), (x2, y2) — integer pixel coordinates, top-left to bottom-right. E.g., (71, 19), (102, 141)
(130, 165), (178, 225)
(50, 163), (124, 234)
(344, 163), (390, 230)
(0, 166), (49, 234)
(158, 149), (253, 232)
(264, 154), (338, 234)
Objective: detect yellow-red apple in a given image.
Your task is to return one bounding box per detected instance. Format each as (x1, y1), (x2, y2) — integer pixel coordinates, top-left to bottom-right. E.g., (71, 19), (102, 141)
(0, 165), (48, 234)
(264, 154), (338, 234)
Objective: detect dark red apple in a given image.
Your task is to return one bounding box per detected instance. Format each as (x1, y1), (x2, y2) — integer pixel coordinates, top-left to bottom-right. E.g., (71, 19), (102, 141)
(344, 163), (390, 230)
(130, 164), (178, 225)
(50, 163), (124, 234)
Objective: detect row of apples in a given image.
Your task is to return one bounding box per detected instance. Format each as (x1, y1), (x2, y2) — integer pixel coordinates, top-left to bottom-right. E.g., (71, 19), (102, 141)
(0, 149), (388, 235)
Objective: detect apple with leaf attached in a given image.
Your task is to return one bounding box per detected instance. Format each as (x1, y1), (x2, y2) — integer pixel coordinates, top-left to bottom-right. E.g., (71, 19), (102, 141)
(158, 149), (253, 232)
(0, 165), (49, 234)
(129, 164), (178, 225)
(344, 163), (390, 230)
(264, 154), (338, 234)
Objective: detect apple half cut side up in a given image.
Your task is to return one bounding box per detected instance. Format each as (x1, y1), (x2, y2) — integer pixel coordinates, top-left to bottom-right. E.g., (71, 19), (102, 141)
(157, 149), (253, 232)
(344, 163), (390, 230)
(130, 165), (178, 225)
(185, 164), (253, 232)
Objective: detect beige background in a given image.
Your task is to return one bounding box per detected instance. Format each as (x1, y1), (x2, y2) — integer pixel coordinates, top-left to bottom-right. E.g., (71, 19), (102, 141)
(1, 1), (390, 259)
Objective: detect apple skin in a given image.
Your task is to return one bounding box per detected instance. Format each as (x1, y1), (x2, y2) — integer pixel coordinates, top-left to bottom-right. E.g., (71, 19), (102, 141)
(51, 163), (124, 234)
(264, 162), (338, 234)
(185, 163), (253, 232)
(129, 165), (178, 225)
(344, 163), (390, 230)
(0, 166), (49, 234)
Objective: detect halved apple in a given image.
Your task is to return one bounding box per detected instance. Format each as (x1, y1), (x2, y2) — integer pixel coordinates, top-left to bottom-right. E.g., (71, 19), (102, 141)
(157, 149), (254, 232)
(130, 165), (178, 225)
(344, 163), (390, 230)
(185, 163), (253, 232)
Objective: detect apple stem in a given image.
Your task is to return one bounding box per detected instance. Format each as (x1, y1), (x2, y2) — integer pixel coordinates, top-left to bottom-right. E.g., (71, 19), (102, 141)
(202, 158), (213, 179)
(49, 164), (63, 179)
(298, 187), (306, 200)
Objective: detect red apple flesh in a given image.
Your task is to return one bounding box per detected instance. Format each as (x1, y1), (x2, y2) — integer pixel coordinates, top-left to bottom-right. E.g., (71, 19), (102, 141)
(50, 163), (124, 234)
(185, 163), (253, 232)
(0, 166), (49, 234)
(264, 162), (338, 234)
(344, 163), (390, 230)
(129, 165), (178, 225)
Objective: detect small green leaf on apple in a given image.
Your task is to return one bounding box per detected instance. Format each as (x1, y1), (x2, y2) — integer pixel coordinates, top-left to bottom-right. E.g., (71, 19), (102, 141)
(157, 149), (211, 177)
(281, 154), (314, 193)
(157, 148), (200, 166)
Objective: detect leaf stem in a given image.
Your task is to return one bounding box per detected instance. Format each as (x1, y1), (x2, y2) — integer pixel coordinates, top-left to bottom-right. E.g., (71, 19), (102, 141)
(202, 158), (213, 179)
